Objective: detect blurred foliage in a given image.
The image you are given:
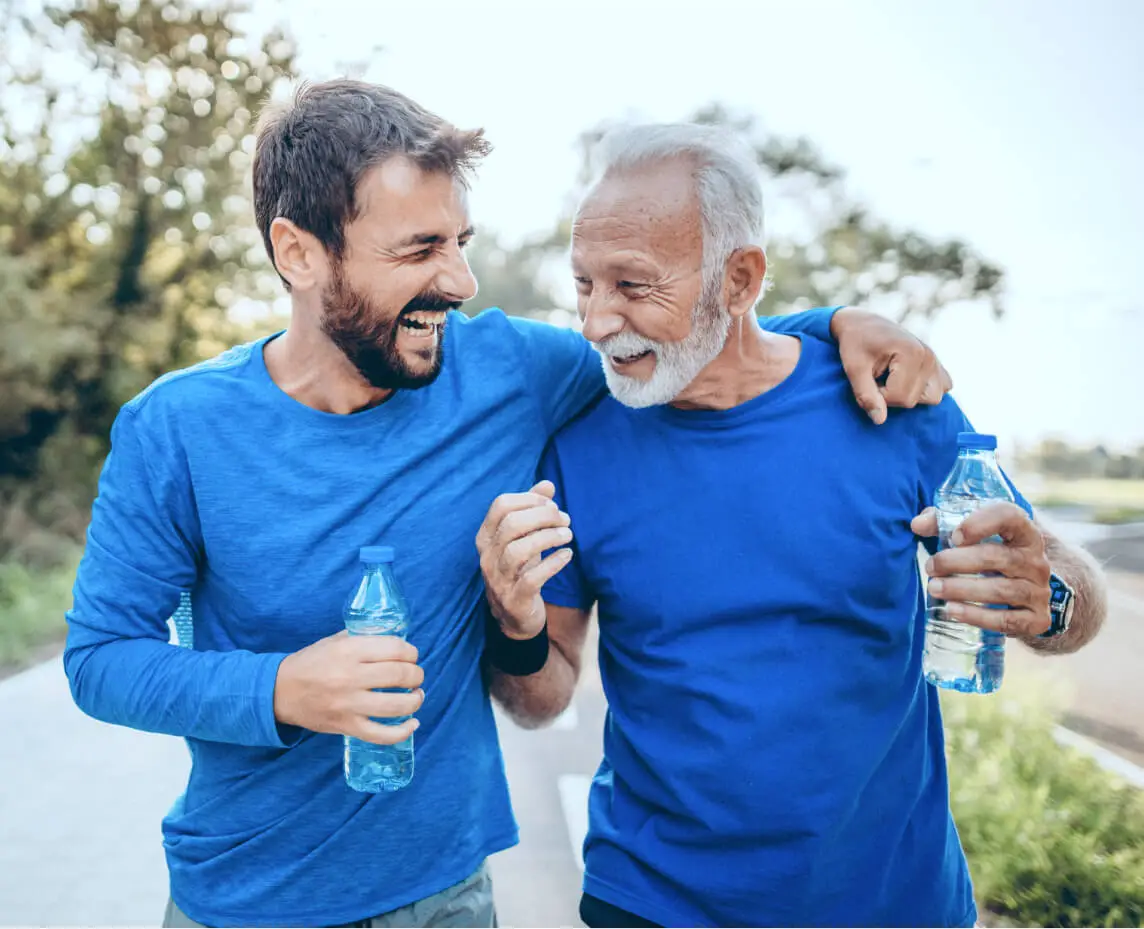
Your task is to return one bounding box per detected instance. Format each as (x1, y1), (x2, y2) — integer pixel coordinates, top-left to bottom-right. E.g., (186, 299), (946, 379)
(1018, 439), (1144, 482)
(0, 0), (296, 562)
(945, 678), (1144, 927)
(0, 553), (79, 667)
(494, 102), (1007, 324)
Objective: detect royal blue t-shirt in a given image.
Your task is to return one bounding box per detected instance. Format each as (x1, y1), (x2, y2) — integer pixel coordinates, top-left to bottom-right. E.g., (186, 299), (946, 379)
(63, 307), (836, 926)
(540, 334), (1031, 929)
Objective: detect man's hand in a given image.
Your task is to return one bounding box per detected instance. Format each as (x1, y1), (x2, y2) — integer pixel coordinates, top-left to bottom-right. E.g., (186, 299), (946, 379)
(832, 307), (953, 424)
(274, 631), (425, 745)
(912, 503), (1052, 638)
(476, 480), (574, 640)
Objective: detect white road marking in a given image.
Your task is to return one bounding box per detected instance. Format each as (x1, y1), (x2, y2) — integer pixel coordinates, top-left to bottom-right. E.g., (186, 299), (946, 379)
(551, 704), (579, 731)
(1053, 725), (1144, 789)
(557, 774), (592, 871)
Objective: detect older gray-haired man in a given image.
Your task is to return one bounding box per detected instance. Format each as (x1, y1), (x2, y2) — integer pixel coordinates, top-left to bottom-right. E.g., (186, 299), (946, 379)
(477, 123), (1107, 928)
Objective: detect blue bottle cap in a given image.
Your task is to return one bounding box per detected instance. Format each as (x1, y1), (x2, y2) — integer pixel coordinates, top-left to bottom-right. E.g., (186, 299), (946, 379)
(957, 431), (997, 451)
(359, 545), (395, 564)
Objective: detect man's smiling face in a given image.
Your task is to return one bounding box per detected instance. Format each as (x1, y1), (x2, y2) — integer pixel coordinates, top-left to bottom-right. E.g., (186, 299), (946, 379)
(321, 156), (479, 390)
(571, 157), (732, 408)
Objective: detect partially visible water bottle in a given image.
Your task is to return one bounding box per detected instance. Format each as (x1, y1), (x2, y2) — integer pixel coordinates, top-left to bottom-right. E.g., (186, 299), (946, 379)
(172, 592), (194, 648)
(343, 545), (414, 792)
(923, 432), (1016, 695)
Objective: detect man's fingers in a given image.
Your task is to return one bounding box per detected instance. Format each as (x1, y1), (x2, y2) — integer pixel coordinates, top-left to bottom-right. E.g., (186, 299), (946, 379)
(880, 355), (926, 409)
(843, 361), (887, 425)
(928, 541), (1021, 578)
(359, 659), (425, 692)
(938, 362), (954, 394)
(911, 507), (938, 538)
(496, 503), (570, 547)
(480, 490), (562, 545)
(928, 575), (1041, 610)
(954, 502), (1037, 547)
(353, 717), (421, 747)
(503, 527), (573, 575)
(943, 602), (1050, 637)
(530, 480), (556, 499)
(359, 687), (426, 720)
(350, 635), (419, 665)
(522, 547), (574, 590)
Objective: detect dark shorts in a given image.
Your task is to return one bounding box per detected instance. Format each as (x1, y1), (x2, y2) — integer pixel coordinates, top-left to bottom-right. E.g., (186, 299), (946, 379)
(579, 892), (661, 928)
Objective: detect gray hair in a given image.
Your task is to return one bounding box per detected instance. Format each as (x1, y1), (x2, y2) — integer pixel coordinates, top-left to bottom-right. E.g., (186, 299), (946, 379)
(587, 122), (765, 271)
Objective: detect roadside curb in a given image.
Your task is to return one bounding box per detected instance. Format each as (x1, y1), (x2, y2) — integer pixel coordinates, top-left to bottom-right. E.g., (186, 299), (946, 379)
(1053, 725), (1144, 789)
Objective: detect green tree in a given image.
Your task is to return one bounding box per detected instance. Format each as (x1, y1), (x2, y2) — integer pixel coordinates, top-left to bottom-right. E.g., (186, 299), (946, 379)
(492, 104), (1006, 324)
(0, 0), (296, 561)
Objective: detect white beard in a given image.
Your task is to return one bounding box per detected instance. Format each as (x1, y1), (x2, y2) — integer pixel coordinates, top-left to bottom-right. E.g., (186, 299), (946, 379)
(594, 292), (732, 409)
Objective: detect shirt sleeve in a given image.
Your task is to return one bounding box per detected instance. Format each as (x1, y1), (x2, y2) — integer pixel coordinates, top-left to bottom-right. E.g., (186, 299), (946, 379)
(63, 404), (296, 748)
(759, 306), (842, 343)
(507, 315), (607, 435)
(536, 440), (596, 611)
(914, 396), (1034, 556)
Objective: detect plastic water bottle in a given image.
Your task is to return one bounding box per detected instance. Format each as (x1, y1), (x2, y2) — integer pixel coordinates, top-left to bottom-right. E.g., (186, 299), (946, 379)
(343, 545), (414, 792)
(172, 592), (194, 648)
(923, 432), (1016, 694)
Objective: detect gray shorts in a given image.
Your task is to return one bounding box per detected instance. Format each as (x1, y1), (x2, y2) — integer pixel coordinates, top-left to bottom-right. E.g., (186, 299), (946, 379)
(162, 862), (497, 928)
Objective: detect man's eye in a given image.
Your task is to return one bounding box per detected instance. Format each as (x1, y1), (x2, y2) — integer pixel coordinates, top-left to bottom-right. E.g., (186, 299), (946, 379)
(574, 277), (592, 292)
(411, 248), (435, 262)
(617, 281), (648, 292)
(458, 236), (473, 250)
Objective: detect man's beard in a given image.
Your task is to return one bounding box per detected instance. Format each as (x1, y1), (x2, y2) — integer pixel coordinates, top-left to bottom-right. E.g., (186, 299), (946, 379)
(320, 263), (461, 391)
(593, 271), (732, 409)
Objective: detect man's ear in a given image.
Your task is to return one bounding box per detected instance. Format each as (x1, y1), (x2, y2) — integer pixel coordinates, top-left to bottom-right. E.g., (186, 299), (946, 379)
(269, 218), (326, 292)
(722, 246), (768, 318)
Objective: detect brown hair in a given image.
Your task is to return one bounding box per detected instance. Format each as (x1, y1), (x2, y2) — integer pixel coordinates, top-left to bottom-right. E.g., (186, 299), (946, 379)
(253, 79), (490, 285)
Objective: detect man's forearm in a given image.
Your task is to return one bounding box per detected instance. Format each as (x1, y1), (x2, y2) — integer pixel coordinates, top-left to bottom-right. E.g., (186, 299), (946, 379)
(490, 640), (580, 729)
(64, 635), (294, 747)
(1023, 525), (1108, 655)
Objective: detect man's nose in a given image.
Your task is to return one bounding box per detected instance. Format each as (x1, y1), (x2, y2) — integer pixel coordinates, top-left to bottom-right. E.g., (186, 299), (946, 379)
(437, 245), (479, 303)
(580, 293), (625, 344)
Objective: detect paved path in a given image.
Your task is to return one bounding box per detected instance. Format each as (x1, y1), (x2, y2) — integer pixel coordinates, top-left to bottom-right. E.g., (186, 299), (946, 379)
(0, 652), (595, 927)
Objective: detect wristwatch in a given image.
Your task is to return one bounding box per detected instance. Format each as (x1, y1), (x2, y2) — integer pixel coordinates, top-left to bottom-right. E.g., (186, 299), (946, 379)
(1040, 572), (1075, 639)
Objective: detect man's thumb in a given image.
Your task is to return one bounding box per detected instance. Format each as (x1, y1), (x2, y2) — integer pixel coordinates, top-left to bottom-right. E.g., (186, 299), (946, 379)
(911, 507), (938, 538)
(847, 368), (887, 425)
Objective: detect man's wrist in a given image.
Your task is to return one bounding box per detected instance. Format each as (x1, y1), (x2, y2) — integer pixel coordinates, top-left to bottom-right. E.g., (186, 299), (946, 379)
(486, 613), (550, 676)
(827, 305), (855, 340)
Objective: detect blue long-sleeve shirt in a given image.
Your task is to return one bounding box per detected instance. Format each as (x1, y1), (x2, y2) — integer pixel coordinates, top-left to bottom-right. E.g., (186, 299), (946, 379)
(64, 307), (837, 927)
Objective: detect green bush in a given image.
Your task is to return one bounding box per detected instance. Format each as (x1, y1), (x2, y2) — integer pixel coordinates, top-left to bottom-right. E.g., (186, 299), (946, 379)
(1091, 506), (1144, 526)
(944, 676), (1144, 927)
(0, 553), (79, 669)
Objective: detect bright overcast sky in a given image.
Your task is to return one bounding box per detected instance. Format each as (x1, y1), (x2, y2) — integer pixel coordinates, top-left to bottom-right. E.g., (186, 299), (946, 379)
(263, 1), (1143, 447)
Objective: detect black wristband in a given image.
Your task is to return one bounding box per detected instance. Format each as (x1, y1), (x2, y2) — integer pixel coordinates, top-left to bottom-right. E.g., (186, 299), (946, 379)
(485, 613), (550, 676)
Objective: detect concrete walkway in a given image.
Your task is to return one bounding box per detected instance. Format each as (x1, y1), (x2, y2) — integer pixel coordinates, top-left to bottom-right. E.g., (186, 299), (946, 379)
(0, 658), (190, 926)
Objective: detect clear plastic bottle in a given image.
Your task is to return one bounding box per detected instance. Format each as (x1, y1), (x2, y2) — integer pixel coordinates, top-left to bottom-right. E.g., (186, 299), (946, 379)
(343, 545), (414, 792)
(923, 432), (1015, 694)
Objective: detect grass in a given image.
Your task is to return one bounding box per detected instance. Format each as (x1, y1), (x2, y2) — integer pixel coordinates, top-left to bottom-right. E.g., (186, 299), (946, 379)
(0, 555), (78, 671)
(944, 671), (1144, 927)
(1091, 506), (1144, 526)
(1028, 478), (1144, 511)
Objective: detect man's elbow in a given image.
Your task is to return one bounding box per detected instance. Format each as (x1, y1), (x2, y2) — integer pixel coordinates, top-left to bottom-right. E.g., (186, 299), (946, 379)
(492, 681), (575, 730)
(62, 641), (98, 717)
